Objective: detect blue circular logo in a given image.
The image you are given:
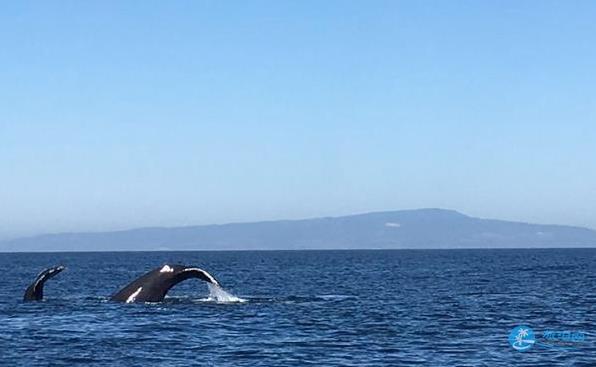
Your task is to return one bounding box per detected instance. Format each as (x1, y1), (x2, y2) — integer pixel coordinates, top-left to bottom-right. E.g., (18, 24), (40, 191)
(509, 325), (535, 351)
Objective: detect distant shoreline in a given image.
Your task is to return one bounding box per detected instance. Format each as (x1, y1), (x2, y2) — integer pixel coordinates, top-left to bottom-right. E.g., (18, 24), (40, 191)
(3, 209), (595, 252)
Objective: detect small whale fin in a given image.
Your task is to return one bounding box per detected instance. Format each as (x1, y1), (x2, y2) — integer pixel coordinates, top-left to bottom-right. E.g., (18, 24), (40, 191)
(23, 265), (66, 301)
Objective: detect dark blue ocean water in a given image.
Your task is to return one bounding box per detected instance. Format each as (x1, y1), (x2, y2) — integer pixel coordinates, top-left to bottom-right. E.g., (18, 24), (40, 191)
(0, 249), (594, 366)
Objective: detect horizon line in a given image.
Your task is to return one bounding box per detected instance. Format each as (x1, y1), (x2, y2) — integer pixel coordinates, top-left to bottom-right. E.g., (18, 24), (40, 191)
(2, 246), (596, 254)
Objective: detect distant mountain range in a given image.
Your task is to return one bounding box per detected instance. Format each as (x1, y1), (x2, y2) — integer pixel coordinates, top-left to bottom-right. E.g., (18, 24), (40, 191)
(1, 209), (595, 252)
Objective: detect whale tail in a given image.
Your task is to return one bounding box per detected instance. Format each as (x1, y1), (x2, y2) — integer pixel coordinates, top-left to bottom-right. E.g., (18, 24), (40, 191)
(175, 267), (221, 287)
(110, 264), (221, 303)
(23, 265), (66, 301)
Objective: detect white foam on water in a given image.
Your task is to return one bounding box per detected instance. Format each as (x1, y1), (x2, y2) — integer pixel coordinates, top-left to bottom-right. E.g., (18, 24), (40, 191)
(318, 295), (354, 301)
(206, 283), (246, 303)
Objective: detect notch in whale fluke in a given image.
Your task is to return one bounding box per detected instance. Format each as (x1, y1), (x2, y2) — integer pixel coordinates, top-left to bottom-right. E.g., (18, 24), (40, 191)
(23, 265), (66, 301)
(110, 264), (221, 303)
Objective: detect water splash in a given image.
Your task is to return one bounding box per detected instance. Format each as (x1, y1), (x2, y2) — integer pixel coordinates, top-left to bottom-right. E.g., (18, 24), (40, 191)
(206, 283), (246, 303)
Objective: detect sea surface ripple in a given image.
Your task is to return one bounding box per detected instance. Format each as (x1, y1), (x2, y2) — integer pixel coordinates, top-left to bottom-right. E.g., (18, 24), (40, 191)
(0, 249), (594, 366)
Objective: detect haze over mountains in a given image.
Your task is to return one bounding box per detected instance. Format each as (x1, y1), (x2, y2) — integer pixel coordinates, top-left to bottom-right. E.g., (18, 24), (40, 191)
(1, 209), (595, 252)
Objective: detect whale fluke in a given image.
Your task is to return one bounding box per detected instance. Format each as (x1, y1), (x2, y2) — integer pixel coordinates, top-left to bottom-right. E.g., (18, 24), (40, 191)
(23, 266), (66, 301)
(110, 264), (221, 303)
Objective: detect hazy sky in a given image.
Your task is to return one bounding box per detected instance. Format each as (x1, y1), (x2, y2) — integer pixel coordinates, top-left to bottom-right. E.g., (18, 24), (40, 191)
(1, 1), (595, 239)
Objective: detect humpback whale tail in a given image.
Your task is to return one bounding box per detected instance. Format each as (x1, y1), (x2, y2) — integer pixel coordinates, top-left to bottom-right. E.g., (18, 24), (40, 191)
(23, 266), (66, 301)
(110, 264), (221, 303)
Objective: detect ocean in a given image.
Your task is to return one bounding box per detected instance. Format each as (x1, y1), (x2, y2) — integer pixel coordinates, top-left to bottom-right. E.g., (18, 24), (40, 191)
(0, 249), (594, 366)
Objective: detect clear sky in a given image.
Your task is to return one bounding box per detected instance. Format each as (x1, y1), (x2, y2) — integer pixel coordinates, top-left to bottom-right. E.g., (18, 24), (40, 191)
(1, 1), (595, 239)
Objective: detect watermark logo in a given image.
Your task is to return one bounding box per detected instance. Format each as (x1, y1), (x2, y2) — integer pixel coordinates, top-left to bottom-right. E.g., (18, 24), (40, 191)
(509, 325), (535, 351)
(509, 325), (587, 351)
(543, 330), (585, 343)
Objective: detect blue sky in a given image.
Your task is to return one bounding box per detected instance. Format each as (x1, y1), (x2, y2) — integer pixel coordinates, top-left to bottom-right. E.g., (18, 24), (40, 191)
(1, 1), (595, 238)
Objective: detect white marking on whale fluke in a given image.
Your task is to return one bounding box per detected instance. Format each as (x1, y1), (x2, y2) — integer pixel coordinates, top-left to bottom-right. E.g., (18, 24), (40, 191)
(160, 265), (174, 273)
(33, 275), (46, 292)
(126, 287), (143, 303)
(181, 268), (219, 286)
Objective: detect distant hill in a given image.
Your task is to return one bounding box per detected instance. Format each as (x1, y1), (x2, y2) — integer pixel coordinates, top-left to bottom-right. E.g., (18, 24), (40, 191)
(1, 209), (595, 252)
